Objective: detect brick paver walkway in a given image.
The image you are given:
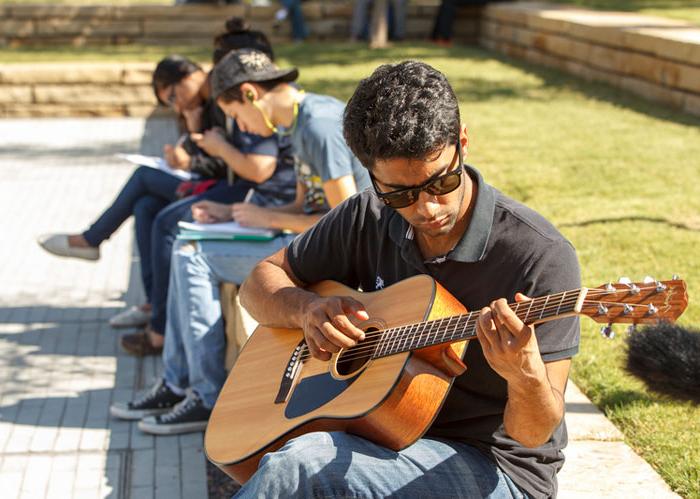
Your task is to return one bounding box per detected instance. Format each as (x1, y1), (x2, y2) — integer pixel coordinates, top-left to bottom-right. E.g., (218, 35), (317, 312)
(0, 117), (207, 499)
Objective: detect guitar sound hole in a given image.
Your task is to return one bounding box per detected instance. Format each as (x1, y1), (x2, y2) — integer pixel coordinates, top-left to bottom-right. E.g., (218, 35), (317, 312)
(335, 327), (377, 377)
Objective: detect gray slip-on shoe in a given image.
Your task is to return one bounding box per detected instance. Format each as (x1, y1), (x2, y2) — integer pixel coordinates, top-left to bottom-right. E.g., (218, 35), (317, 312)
(37, 233), (99, 261)
(109, 305), (151, 329)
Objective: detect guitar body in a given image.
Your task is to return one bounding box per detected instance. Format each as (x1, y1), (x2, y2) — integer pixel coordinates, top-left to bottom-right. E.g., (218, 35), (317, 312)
(205, 274), (470, 484)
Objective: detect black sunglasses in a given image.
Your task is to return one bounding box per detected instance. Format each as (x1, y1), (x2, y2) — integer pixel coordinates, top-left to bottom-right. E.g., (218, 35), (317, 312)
(371, 142), (464, 209)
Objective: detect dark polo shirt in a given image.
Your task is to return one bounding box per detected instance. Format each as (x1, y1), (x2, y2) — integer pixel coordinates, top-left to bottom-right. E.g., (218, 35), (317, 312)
(286, 165), (581, 499)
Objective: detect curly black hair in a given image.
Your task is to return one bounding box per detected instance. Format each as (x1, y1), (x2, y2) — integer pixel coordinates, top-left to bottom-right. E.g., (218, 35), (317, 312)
(343, 61), (460, 169)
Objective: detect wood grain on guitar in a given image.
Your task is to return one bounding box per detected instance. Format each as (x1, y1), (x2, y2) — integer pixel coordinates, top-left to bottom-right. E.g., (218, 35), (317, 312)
(204, 275), (688, 483)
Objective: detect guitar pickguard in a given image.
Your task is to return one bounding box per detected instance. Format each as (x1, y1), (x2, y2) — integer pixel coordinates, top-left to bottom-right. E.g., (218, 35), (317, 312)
(284, 371), (360, 419)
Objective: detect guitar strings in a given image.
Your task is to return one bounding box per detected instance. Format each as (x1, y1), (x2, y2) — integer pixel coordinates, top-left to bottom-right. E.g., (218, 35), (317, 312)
(297, 290), (665, 363)
(296, 284), (669, 364)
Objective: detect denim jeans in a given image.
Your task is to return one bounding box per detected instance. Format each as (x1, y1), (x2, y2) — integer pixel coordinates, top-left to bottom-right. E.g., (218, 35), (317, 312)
(148, 180), (256, 335)
(235, 431), (529, 498)
(82, 166), (181, 302)
(163, 235), (296, 408)
(281, 0), (308, 40)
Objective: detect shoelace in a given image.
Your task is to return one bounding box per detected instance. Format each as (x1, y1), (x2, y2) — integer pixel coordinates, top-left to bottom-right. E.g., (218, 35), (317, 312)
(160, 395), (199, 423)
(132, 381), (168, 407)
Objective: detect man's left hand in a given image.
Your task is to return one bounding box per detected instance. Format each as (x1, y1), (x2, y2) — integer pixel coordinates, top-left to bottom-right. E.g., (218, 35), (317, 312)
(475, 293), (546, 385)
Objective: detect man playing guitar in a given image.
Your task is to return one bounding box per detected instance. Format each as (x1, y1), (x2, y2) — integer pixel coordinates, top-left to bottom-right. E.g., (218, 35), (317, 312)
(237, 61), (581, 498)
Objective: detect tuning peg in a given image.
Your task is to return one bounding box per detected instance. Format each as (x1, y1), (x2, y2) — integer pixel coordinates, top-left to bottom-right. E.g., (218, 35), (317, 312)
(604, 282), (616, 293)
(626, 324), (637, 335)
(628, 283), (640, 295)
(597, 303), (609, 316)
(646, 303), (658, 316)
(600, 323), (615, 339)
(672, 274), (680, 280)
(618, 277), (631, 285)
(655, 281), (667, 292)
(622, 304), (634, 315)
(643, 276), (655, 284)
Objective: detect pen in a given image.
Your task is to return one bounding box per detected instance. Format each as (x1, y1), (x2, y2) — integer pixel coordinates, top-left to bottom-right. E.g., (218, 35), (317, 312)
(243, 189), (255, 204)
(175, 133), (188, 148)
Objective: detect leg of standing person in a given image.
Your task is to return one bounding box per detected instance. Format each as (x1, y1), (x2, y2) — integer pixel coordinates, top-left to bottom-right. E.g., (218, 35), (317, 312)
(351, 0), (372, 40)
(137, 235), (295, 434)
(281, 0), (309, 41)
(389, 0), (406, 40)
(431, 0), (457, 41)
(235, 432), (529, 498)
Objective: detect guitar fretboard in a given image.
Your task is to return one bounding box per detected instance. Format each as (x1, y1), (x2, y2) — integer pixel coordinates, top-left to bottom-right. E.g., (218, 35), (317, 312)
(371, 289), (582, 358)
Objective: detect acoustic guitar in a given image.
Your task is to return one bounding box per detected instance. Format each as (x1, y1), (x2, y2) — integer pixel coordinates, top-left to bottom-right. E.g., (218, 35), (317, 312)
(205, 275), (687, 483)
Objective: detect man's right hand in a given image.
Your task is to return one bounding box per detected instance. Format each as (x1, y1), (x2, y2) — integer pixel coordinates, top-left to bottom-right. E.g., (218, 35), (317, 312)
(301, 296), (369, 361)
(191, 200), (233, 223)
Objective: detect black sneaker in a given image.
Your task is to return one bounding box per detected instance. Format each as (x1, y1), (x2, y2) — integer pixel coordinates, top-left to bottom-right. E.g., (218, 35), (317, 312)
(137, 392), (211, 435)
(110, 379), (185, 420)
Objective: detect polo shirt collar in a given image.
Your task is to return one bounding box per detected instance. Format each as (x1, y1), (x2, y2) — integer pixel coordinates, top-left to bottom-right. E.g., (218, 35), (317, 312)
(386, 164), (495, 265)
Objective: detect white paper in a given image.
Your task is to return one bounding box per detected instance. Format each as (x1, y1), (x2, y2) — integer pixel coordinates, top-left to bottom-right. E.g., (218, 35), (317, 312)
(116, 153), (193, 180)
(178, 220), (278, 238)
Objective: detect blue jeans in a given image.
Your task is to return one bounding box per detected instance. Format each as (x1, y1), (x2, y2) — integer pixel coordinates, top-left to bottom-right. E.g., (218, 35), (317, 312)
(148, 180), (256, 335)
(163, 235), (296, 407)
(281, 0), (308, 40)
(236, 432), (529, 498)
(82, 166), (181, 302)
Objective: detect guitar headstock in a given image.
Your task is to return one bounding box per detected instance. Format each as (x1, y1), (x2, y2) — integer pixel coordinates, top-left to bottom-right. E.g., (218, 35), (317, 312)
(579, 276), (688, 326)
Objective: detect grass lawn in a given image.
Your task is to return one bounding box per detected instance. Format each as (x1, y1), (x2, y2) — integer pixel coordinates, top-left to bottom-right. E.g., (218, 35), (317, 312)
(2, 42), (699, 496)
(550, 0), (700, 25)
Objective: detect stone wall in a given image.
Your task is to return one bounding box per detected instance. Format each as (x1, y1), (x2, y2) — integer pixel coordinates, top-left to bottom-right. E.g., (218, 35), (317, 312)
(0, 1), (480, 46)
(480, 2), (700, 117)
(0, 62), (175, 117)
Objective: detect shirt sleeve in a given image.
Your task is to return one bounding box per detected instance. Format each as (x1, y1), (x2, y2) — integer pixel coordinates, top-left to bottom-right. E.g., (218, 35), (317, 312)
(243, 134), (279, 157)
(522, 239), (581, 361)
(302, 119), (356, 183)
(286, 195), (361, 287)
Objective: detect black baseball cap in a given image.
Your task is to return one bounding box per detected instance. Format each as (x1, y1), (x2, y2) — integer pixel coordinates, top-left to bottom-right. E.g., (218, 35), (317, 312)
(211, 48), (299, 100)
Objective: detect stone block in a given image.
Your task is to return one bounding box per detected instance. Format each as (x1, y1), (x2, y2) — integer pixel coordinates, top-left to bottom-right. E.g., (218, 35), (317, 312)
(620, 76), (685, 109)
(301, 3), (322, 20)
(683, 93), (700, 117)
(677, 64), (700, 93)
(483, 3), (529, 26)
(588, 45), (625, 73)
(143, 19), (225, 36)
(0, 20), (35, 37)
(0, 63), (122, 84)
(405, 18), (434, 38)
(324, 2), (353, 17)
(0, 84), (36, 104)
(35, 19), (142, 37)
(248, 5), (279, 20)
(34, 84), (154, 105)
(9, 4), (81, 18)
(121, 63), (157, 85)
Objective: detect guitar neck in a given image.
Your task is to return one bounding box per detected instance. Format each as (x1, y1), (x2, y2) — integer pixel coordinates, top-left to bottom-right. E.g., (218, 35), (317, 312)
(371, 288), (587, 359)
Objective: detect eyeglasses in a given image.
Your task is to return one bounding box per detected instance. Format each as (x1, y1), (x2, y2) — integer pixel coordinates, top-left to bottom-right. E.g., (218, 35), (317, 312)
(371, 142), (464, 209)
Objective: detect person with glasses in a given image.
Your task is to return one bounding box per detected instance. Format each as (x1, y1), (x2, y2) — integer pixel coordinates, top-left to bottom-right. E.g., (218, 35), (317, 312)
(237, 61), (581, 499)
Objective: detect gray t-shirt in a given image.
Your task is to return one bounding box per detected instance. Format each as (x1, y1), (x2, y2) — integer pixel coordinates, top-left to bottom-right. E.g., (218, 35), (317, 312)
(286, 165), (581, 499)
(290, 93), (370, 213)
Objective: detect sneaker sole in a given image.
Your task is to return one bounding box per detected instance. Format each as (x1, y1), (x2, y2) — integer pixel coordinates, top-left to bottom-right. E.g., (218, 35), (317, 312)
(137, 419), (208, 435)
(109, 405), (172, 420)
(109, 319), (149, 329)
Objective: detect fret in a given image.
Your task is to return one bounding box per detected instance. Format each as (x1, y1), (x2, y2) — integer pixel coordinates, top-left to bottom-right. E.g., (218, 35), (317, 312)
(554, 292), (567, 316)
(375, 330), (388, 358)
(524, 299), (535, 323)
(513, 301), (522, 320)
(400, 324), (413, 353)
(388, 325), (403, 356)
(539, 295), (550, 320)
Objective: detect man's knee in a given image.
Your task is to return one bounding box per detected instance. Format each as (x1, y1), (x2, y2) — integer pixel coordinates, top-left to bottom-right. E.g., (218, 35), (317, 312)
(259, 432), (337, 473)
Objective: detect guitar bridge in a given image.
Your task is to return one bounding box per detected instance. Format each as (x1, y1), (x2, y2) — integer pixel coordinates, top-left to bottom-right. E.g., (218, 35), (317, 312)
(274, 340), (306, 404)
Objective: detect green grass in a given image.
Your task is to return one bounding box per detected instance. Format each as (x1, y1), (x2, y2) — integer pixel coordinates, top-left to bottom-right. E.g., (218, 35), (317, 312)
(550, 0), (700, 25)
(2, 41), (699, 496)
